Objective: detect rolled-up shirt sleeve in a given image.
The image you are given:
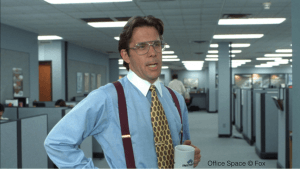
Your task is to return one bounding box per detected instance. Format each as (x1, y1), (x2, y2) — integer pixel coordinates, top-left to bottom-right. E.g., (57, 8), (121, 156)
(44, 89), (109, 168)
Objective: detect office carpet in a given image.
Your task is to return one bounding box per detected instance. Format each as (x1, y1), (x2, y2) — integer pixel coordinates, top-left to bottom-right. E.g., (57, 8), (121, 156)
(93, 110), (277, 168)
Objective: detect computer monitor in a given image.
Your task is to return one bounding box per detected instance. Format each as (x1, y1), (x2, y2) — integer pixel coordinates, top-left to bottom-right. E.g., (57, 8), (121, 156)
(13, 97), (29, 107)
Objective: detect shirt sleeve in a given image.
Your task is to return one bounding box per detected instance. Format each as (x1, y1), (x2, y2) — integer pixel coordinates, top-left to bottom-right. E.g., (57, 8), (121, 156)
(44, 89), (110, 168)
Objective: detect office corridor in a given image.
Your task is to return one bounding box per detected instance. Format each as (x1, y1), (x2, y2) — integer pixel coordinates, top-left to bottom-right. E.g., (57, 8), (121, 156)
(93, 111), (277, 168)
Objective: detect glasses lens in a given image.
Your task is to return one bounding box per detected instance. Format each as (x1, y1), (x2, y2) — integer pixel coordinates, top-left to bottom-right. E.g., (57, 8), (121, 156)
(135, 41), (163, 55)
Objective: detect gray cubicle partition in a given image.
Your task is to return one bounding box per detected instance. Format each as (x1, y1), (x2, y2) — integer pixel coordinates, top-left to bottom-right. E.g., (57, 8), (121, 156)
(232, 88), (236, 125)
(253, 89), (264, 141)
(242, 89), (248, 139)
(255, 91), (279, 159)
(75, 96), (86, 102)
(43, 101), (56, 107)
(235, 88), (242, 132)
(18, 107), (67, 168)
(2, 107), (18, 120)
(0, 114), (48, 168)
(0, 120), (18, 168)
(241, 89), (255, 145)
(21, 115), (48, 168)
(277, 88), (291, 168)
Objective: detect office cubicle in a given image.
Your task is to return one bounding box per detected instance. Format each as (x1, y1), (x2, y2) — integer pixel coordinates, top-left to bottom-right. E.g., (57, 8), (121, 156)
(18, 107), (67, 168)
(241, 89), (248, 139)
(2, 107), (18, 120)
(255, 90), (279, 159)
(0, 114), (48, 168)
(235, 88), (242, 132)
(241, 88), (255, 145)
(277, 88), (292, 168)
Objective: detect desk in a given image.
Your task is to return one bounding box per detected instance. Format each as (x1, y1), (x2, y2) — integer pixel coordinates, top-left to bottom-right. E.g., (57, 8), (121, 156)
(189, 93), (206, 110)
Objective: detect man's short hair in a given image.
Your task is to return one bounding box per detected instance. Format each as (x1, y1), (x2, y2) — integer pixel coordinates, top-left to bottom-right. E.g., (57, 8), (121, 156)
(172, 74), (178, 79)
(0, 103), (5, 112)
(118, 15), (164, 71)
(55, 99), (67, 107)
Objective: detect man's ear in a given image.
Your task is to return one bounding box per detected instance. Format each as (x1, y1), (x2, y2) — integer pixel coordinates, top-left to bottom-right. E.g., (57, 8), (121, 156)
(121, 49), (130, 64)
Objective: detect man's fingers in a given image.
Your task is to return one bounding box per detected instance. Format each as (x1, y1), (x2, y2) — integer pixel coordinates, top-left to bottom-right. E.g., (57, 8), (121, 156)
(183, 140), (191, 145)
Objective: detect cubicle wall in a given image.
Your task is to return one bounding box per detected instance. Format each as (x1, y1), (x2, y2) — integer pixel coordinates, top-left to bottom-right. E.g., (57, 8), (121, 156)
(2, 107), (18, 120)
(253, 89), (264, 141)
(232, 88), (236, 125)
(0, 115), (48, 168)
(0, 120), (18, 168)
(18, 107), (67, 168)
(277, 88), (291, 168)
(235, 88), (242, 132)
(255, 91), (279, 159)
(242, 89), (248, 138)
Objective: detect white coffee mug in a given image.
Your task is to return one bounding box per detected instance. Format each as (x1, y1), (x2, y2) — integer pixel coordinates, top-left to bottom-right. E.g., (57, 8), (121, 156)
(174, 145), (195, 168)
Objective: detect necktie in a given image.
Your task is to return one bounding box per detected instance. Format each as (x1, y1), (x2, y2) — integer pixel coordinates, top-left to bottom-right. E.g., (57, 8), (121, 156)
(149, 85), (174, 168)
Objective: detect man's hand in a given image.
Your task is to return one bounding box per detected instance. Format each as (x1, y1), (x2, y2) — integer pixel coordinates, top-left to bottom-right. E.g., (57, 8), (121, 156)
(183, 140), (201, 167)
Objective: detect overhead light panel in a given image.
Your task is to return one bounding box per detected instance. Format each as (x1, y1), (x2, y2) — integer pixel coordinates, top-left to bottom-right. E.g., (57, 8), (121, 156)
(162, 51), (175, 54)
(256, 57), (282, 60)
(208, 50), (218, 54)
(44, 0), (132, 4)
(165, 45), (170, 48)
(265, 54), (292, 57)
(38, 35), (62, 40)
(162, 66), (169, 69)
(162, 55), (177, 58)
(182, 61), (204, 71)
(276, 49), (292, 53)
(114, 37), (120, 41)
(210, 43), (251, 48)
(213, 34), (264, 39)
(88, 21), (127, 28)
(119, 67), (126, 69)
(205, 58), (218, 61)
(231, 50), (242, 53)
(218, 18), (286, 25)
(162, 59), (180, 62)
(206, 55), (218, 58)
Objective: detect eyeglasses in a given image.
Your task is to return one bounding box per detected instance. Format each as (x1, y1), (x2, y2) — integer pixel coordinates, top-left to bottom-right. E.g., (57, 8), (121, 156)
(129, 40), (165, 55)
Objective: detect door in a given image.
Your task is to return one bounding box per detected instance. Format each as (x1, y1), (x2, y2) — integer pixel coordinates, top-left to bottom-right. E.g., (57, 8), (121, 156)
(39, 61), (52, 101)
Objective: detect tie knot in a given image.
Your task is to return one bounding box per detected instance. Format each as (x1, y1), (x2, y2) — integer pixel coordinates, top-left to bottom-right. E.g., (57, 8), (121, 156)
(149, 85), (156, 92)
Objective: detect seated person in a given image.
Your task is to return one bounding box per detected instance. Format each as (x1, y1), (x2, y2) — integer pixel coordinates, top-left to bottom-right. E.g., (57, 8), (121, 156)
(0, 103), (9, 120)
(55, 99), (67, 107)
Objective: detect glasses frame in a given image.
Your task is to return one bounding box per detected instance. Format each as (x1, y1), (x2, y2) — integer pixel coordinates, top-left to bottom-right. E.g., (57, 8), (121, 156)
(128, 40), (166, 55)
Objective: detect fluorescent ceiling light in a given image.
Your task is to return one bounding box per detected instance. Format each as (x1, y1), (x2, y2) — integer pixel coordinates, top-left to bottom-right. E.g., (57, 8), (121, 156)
(165, 45), (170, 48)
(231, 55), (236, 57)
(162, 66), (169, 69)
(218, 18), (286, 25)
(114, 37), (120, 41)
(183, 61), (204, 71)
(213, 34), (264, 39)
(291, 44), (292, 46)
(205, 58), (218, 61)
(162, 59), (180, 62)
(88, 21), (127, 28)
(266, 62), (280, 66)
(232, 59), (251, 62)
(162, 51), (174, 54)
(185, 67), (203, 71)
(210, 43), (251, 48)
(290, 59), (292, 62)
(276, 49), (292, 53)
(162, 55), (177, 58)
(210, 44), (218, 48)
(255, 65), (272, 68)
(208, 50), (218, 53)
(44, 0), (132, 4)
(38, 35), (62, 40)
(265, 54), (292, 57)
(119, 67), (126, 69)
(256, 57), (282, 60)
(230, 44), (251, 48)
(206, 55), (218, 58)
(231, 50), (242, 53)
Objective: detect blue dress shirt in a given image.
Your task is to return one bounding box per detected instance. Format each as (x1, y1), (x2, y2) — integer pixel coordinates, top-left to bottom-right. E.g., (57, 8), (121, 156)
(44, 70), (191, 168)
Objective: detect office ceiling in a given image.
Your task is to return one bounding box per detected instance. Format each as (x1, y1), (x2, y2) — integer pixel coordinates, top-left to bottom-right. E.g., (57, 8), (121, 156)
(0, 0), (292, 70)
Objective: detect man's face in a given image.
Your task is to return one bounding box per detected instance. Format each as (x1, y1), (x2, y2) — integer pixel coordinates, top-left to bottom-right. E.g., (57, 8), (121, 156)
(122, 26), (162, 84)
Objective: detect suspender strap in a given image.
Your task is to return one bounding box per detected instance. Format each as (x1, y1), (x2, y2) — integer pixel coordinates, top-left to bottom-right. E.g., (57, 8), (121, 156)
(165, 86), (183, 144)
(113, 81), (136, 169)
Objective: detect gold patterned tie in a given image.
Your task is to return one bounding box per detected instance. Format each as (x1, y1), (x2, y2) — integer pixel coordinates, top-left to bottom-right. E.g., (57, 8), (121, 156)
(149, 85), (174, 169)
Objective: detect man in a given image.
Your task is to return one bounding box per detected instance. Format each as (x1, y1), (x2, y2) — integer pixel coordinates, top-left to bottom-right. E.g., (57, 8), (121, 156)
(0, 103), (4, 119)
(168, 74), (186, 96)
(44, 15), (201, 168)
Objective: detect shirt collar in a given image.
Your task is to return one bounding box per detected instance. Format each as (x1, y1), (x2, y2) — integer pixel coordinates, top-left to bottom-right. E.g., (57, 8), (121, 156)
(127, 70), (163, 97)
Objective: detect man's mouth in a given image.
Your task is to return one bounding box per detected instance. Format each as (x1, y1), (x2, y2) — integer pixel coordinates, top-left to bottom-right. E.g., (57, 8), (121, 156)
(148, 63), (158, 68)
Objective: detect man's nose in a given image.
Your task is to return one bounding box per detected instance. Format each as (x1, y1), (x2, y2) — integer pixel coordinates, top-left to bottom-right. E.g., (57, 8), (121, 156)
(148, 45), (157, 56)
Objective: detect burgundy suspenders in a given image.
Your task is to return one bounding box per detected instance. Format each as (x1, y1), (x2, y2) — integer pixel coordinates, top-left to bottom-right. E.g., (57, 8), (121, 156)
(113, 81), (182, 168)
(113, 82), (136, 168)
